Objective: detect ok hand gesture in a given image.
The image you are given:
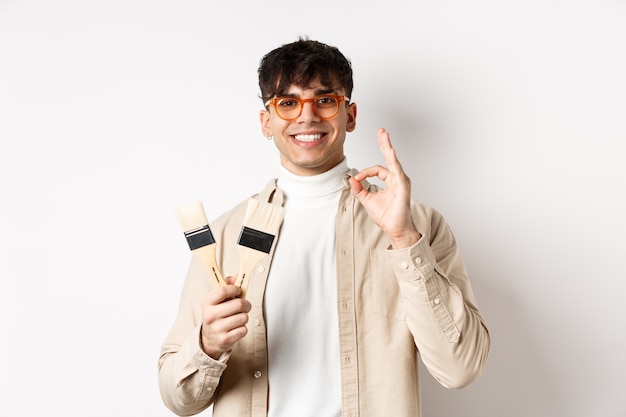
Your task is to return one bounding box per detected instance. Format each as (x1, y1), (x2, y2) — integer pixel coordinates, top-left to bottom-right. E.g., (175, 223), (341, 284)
(348, 128), (422, 249)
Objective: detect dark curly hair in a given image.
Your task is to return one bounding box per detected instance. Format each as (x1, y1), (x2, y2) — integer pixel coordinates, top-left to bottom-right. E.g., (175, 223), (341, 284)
(258, 38), (354, 104)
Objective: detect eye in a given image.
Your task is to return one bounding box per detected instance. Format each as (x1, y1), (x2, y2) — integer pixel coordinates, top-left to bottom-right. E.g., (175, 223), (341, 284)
(315, 95), (338, 106)
(277, 98), (299, 108)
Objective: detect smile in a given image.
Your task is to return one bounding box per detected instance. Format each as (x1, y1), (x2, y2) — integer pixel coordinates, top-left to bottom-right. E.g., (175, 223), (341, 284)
(293, 134), (323, 142)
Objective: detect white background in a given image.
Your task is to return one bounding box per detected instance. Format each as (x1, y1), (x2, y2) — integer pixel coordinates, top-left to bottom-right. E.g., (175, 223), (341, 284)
(1, 0), (625, 416)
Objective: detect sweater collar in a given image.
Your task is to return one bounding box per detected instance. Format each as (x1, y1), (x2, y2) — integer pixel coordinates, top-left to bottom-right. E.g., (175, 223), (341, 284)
(277, 159), (350, 199)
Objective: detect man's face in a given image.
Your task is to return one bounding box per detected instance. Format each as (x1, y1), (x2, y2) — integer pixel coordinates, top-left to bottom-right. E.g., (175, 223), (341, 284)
(259, 80), (357, 176)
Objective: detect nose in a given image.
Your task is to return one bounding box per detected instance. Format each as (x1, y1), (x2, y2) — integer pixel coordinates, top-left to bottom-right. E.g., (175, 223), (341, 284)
(297, 101), (321, 122)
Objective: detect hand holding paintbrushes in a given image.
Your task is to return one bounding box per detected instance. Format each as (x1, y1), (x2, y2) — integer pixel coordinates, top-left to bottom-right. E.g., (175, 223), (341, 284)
(175, 198), (283, 358)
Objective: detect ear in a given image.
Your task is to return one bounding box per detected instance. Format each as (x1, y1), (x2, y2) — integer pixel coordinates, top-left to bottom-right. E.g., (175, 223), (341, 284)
(259, 109), (271, 137)
(346, 102), (357, 132)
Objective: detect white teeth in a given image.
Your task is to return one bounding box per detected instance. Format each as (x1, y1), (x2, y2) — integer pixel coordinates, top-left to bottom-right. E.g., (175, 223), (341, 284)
(294, 134), (322, 142)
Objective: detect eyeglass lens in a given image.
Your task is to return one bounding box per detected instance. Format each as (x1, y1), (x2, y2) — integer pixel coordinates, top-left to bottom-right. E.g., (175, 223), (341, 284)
(275, 95), (340, 120)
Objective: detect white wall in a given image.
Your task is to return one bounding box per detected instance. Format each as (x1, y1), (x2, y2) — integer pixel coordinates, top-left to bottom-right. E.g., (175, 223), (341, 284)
(1, 1), (625, 416)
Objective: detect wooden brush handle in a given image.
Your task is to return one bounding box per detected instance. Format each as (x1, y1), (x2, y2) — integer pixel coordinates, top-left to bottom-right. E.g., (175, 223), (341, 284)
(234, 246), (268, 298)
(195, 245), (227, 287)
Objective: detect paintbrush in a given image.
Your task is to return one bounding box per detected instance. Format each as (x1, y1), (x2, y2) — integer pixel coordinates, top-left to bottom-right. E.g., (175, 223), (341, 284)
(175, 201), (227, 288)
(234, 198), (285, 298)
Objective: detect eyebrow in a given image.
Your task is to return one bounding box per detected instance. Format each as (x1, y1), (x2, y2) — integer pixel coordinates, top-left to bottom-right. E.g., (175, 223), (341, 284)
(280, 88), (336, 97)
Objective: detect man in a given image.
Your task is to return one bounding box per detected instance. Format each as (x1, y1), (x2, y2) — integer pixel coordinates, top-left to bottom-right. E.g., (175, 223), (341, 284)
(158, 38), (490, 417)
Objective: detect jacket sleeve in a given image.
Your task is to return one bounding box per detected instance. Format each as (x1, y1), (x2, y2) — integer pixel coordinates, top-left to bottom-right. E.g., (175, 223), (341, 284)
(158, 255), (228, 416)
(387, 205), (491, 389)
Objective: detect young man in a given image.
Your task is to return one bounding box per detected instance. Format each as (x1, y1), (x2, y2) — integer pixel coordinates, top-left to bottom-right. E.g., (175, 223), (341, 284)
(158, 38), (490, 417)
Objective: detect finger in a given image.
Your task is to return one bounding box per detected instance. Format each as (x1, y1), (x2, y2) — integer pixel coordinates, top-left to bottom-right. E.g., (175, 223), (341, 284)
(218, 297), (251, 316)
(203, 298), (250, 329)
(209, 275), (241, 300)
(377, 128), (407, 174)
(348, 175), (364, 194)
(204, 285), (242, 306)
(212, 324), (249, 350)
(224, 274), (238, 285)
(377, 128), (393, 165)
(210, 311), (250, 334)
(203, 289), (249, 315)
(353, 165), (390, 182)
(202, 319), (249, 354)
(221, 325), (249, 346)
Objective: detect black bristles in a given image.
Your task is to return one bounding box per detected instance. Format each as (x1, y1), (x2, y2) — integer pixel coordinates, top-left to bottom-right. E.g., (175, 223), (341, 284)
(237, 226), (274, 253)
(184, 225), (216, 250)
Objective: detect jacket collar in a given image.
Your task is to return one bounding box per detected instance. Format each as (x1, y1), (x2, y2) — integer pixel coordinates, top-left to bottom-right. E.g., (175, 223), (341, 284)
(258, 168), (371, 207)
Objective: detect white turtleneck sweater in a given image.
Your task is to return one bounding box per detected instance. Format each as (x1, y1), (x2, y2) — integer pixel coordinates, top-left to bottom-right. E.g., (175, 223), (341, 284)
(264, 160), (349, 417)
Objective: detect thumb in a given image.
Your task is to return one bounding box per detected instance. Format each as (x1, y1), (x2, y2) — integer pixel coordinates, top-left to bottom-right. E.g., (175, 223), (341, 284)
(349, 176), (365, 197)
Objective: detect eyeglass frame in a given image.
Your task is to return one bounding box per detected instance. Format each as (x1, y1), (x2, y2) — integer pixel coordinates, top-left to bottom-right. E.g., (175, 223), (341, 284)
(264, 94), (351, 121)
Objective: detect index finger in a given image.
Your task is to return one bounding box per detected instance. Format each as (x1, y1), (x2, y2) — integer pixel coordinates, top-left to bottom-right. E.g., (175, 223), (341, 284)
(205, 282), (242, 305)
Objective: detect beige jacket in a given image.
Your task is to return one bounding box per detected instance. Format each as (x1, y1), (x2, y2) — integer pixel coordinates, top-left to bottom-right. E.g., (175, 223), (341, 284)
(159, 172), (490, 417)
